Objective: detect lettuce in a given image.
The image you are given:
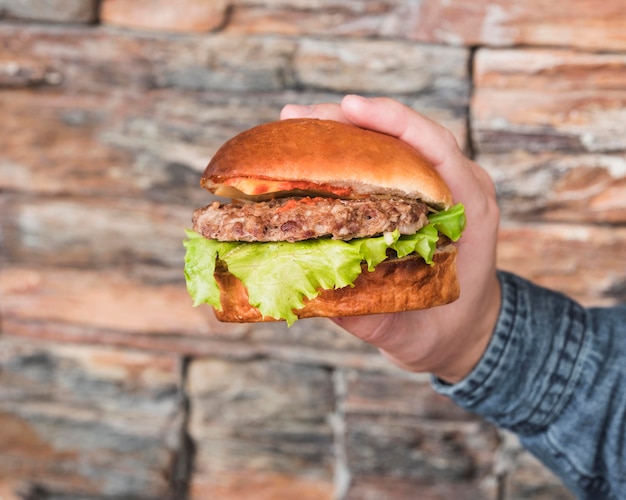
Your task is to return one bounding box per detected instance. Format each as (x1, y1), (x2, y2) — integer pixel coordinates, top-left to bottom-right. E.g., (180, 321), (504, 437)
(427, 202), (466, 242)
(184, 203), (465, 325)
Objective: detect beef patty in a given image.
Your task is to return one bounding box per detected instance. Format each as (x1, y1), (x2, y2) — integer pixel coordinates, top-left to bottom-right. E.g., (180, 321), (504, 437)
(193, 196), (430, 242)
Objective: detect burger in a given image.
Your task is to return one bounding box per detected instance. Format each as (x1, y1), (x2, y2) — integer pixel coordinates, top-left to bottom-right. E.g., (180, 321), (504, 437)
(183, 118), (465, 325)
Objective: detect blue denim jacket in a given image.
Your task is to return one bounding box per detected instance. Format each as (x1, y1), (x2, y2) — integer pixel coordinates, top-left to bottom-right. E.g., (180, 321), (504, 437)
(432, 271), (626, 499)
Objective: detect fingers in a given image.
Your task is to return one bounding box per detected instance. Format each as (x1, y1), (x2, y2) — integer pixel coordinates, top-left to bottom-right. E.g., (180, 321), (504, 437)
(339, 95), (462, 168)
(282, 96), (462, 167)
(282, 96), (461, 166)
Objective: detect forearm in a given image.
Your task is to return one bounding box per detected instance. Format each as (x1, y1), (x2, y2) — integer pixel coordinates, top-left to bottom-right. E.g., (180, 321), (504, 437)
(433, 271), (626, 499)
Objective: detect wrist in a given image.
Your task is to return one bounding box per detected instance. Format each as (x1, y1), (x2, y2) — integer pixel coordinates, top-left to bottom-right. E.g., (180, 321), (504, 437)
(433, 272), (501, 384)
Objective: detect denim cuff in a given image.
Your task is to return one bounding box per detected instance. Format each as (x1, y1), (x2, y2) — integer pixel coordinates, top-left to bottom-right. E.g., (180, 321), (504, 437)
(432, 270), (588, 435)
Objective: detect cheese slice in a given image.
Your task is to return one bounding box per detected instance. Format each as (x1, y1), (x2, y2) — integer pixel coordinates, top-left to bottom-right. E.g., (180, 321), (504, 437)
(213, 177), (354, 200)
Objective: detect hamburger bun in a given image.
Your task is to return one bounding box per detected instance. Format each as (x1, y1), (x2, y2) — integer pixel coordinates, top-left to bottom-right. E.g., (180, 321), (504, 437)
(201, 118), (453, 210)
(185, 118), (463, 324)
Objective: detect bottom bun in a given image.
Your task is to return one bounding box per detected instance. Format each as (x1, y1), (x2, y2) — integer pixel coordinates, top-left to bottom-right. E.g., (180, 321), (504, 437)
(212, 246), (460, 323)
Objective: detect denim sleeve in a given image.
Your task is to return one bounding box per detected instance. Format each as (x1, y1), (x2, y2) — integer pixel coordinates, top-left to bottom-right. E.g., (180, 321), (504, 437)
(432, 271), (626, 500)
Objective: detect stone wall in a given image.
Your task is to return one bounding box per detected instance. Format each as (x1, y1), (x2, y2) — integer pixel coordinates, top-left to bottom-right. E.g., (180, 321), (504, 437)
(1, 1), (624, 499)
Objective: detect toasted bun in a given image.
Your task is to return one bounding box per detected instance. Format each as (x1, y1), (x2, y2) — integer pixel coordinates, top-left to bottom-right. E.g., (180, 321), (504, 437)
(201, 118), (453, 210)
(212, 246), (459, 323)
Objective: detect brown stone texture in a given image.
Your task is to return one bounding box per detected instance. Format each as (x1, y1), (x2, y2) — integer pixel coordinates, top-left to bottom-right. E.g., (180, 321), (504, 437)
(100, 0), (229, 33)
(473, 48), (626, 306)
(224, 0), (417, 38)
(0, 0), (98, 24)
(410, 1), (626, 51)
(341, 371), (500, 498)
(186, 358), (336, 499)
(1, 1), (622, 499)
(497, 223), (626, 306)
(473, 49), (626, 158)
(224, 1), (626, 52)
(495, 432), (576, 500)
(0, 336), (185, 498)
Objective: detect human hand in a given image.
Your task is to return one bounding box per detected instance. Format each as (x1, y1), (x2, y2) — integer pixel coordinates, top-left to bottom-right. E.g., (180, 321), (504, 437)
(281, 95), (501, 383)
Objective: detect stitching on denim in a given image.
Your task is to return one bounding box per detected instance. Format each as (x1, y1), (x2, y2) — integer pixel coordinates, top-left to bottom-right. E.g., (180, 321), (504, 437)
(507, 295), (587, 435)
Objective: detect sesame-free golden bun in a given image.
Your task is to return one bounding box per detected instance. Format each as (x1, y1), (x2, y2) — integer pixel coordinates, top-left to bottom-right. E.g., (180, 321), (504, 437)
(201, 118), (453, 210)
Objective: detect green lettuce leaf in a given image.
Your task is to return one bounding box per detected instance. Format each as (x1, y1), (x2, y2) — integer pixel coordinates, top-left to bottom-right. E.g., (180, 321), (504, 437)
(349, 230), (400, 271)
(392, 225), (439, 263)
(428, 202), (466, 241)
(183, 229), (221, 307)
(220, 239), (363, 325)
(183, 203), (465, 324)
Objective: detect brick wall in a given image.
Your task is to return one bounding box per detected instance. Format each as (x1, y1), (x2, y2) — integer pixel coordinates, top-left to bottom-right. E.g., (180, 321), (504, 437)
(1, 1), (624, 499)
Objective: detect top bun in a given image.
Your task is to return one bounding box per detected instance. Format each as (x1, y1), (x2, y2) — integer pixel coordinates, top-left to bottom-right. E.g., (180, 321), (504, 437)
(201, 118), (453, 210)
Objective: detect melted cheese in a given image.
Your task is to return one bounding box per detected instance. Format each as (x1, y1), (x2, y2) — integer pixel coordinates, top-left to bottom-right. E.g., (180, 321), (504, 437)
(215, 177), (354, 200)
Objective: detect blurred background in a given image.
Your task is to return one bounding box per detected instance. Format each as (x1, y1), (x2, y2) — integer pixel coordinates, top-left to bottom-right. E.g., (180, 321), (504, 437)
(1, 1), (625, 499)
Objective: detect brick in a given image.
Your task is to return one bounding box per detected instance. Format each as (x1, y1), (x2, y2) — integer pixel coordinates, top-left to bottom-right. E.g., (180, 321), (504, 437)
(291, 37), (469, 96)
(0, 265), (210, 337)
(346, 475), (497, 500)
(480, 152), (626, 224)
(495, 432), (574, 500)
(473, 49), (626, 92)
(191, 471), (334, 500)
(0, 13), (466, 109)
(186, 358), (335, 498)
(505, 452), (576, 500)
(226, 0), (415, 38)
(100, 0), (228, 32)
(291, 37), (471, 147)
(497, 222), (626, 306)
(186, 359), (334, 424)
(344, 415), (498, 488)
(0, 336), (183, 499)
(0, 58), (63, 88)
(342, 369), (478, 422)
(0, 0), (97, 24)
(0, 24), (473, 103)
(472, 48), (626, 228)
(0, 25), (297, 93)
(472, 48), (626, 155)
(409, 0), (626, 51)
(0, 195), (189, 269)
(340, 370), (499, 499)
(221, 0), (626, 51)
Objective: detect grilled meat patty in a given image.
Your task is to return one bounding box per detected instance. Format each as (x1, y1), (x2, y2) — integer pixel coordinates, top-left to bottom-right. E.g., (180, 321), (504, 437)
(192, 196), (430, 243)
